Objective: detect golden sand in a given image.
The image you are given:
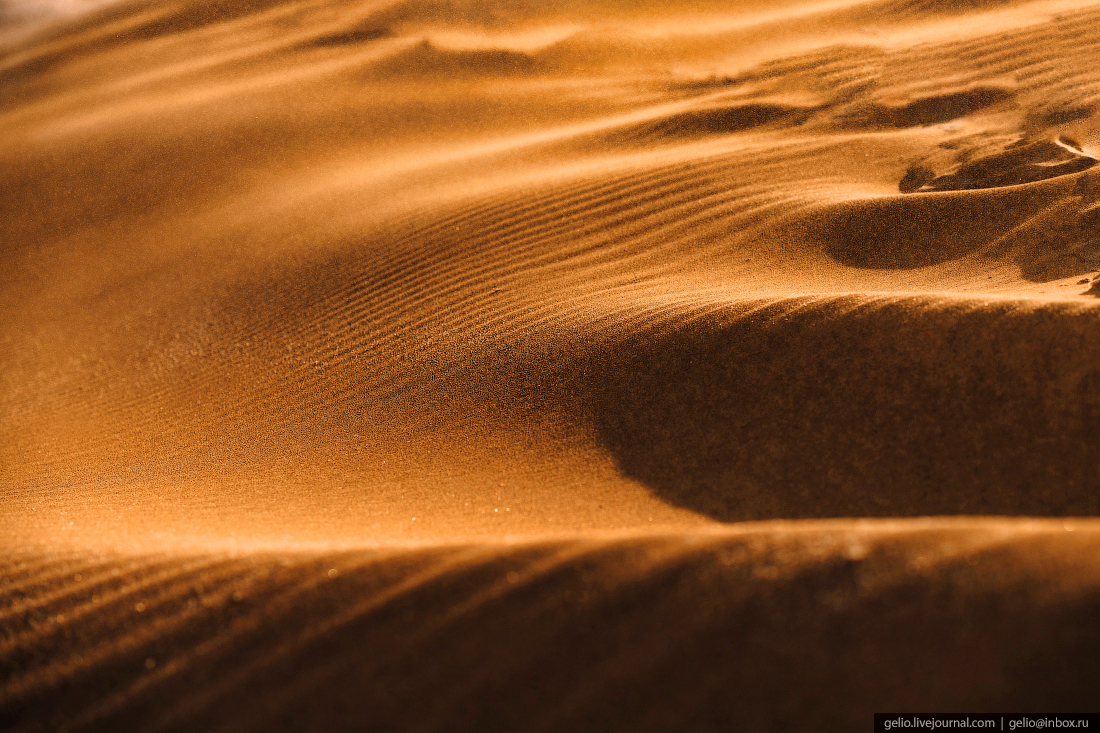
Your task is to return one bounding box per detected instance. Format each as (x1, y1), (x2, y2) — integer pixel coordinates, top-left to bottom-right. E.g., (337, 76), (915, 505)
(2, 0), (1100, 728)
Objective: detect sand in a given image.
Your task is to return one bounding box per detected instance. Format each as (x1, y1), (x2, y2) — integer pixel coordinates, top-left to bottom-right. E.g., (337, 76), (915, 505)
(2, 0), (1100, 729)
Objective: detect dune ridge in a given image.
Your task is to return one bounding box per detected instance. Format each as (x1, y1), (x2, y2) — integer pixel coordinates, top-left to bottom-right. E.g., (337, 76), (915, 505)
(4, 521), (1100, 732)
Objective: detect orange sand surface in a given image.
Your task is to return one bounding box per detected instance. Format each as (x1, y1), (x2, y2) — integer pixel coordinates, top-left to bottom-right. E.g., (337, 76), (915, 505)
(3, 0), (1100, 728)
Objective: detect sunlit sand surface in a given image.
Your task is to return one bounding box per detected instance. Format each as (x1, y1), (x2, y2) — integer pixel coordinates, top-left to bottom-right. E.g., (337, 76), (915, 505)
(3, 0), (1100, 728)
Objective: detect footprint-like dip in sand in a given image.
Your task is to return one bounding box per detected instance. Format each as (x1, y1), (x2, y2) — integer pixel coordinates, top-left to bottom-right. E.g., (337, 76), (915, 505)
(901, 137), (1097, 192)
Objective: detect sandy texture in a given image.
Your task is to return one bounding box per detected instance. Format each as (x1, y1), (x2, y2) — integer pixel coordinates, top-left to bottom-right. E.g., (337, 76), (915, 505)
(3, 0), (1100, 729)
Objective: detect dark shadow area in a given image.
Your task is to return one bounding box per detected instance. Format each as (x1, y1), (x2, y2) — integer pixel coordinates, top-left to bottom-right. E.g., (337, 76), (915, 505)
(578, 297), (1100, 521)
(816, 175), (1067, 268)
(602, 104), (817, 146)
(853, 87), (1014, 128)
(875, 0), (1016, 14)
(911, 139), (1096, 192)
(632, 104), (815, 137)
(303, 25), (393, 48)
(5, 535), (1099, 732)
(887, 145), (1100, 282)
(1027, 104), (1096, 128)
(999, 192), (1100, 283)
(898, 164), (936, 193)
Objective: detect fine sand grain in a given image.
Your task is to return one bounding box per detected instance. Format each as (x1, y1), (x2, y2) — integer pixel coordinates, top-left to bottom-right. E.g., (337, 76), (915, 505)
(3, 0), (1100, 729)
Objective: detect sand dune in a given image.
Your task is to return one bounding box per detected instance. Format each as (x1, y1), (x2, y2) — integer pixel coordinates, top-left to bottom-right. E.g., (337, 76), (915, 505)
(5, 523), (1100, 731)
(3, 0), (1100, 728)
